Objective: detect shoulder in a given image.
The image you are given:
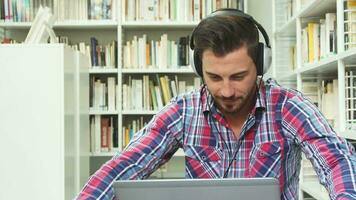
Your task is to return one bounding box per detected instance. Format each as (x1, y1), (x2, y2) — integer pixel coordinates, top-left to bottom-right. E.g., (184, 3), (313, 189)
(264, 79), (320, 118)
(264, 78), (303, 100)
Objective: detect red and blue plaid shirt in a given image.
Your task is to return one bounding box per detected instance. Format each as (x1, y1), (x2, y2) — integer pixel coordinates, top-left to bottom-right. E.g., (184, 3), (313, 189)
(77, 79), (356, 200)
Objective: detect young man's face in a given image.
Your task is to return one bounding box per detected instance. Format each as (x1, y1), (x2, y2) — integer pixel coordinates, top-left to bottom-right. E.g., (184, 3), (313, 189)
(202, 46), (257, 116)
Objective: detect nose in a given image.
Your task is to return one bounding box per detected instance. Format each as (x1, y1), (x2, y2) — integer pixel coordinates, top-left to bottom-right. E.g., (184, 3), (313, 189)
(220, 81), (234, 98)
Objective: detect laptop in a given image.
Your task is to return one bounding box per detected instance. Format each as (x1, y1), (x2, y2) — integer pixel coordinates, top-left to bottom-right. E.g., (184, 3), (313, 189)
(113, 178), (280, 200)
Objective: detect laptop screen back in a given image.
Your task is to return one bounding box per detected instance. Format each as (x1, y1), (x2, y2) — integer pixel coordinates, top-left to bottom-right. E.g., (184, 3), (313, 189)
(114, 178), (280, 200)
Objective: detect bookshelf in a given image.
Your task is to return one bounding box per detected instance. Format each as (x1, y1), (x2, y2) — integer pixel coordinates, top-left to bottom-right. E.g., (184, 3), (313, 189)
(272, 0), (356, 199)
(0, 0), (248, 180)
(0, 44), (89, 200)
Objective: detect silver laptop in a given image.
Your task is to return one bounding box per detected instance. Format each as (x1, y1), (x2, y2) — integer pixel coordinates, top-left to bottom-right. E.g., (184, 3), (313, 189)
(113, 178), (280, 200)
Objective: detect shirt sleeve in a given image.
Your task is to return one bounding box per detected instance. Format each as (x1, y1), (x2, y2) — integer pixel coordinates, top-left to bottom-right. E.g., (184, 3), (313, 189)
(281, 94), (356, 200)
(75, 98), (183, 200)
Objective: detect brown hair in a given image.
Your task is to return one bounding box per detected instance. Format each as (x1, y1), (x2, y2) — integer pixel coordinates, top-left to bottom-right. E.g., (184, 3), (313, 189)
(192, 15), (259, 63)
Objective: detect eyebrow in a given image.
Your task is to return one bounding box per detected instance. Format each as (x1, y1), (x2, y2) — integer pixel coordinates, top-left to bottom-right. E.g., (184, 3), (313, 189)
(205, 71), (249, 77)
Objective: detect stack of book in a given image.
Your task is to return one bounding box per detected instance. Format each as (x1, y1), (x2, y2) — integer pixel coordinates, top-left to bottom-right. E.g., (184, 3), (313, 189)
(0, 0), (116, 22)
(123, 34), (190, 69)
(90, 115), (118, 153)
(301, 13), (337, 64)
(122, 75), (201, 111)
(123, 0), (244, 22)
(344, 0), (356, 50)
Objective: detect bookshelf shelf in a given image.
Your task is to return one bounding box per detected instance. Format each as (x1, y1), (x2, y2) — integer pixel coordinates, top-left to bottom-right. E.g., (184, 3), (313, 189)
(89, 110), (119, 115)
(89, 68), (118, 74)
(298, 0), (336, 18)
(121, 110), (158, 115)
(298, 55), (338, 75)
(122, 21), (198, 30)
(339, 48), (356, 65)
(0, 22), (31, 29)
(54, 20), (118, 29)
(274, 17), (296, 37)
(339, 131), (356, 140)
(0, 20), (118, 29)
(121, 68), (194, 74)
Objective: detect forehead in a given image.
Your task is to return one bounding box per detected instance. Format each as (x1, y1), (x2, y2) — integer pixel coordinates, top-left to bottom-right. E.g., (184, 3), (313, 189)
(201, 47), (254, 72)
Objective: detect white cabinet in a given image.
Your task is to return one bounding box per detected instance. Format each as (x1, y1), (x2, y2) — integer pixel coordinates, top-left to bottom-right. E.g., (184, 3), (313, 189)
(0, 44), (89, 200)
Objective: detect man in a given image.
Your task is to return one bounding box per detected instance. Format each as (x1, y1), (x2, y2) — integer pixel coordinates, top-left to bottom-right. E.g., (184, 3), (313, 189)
(76, 9), (356, 200)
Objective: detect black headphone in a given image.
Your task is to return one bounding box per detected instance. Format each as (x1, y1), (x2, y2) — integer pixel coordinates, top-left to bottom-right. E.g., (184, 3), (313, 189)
(189, 8), (272, 77)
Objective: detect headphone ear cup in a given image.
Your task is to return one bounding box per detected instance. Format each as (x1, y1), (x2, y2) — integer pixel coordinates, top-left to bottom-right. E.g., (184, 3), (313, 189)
(256, 43), (264, 76)
(191, 49), (203, 77)
(263, 44), (272, 74)
(256, 43), (272, 75)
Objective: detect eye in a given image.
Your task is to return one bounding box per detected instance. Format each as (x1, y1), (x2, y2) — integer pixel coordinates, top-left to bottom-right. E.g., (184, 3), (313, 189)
(209, 75), (222, 81)
(231, 75), (244, 81)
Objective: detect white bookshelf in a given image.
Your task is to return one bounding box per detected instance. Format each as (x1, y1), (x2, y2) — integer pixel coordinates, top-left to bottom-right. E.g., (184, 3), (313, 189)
(0, 0), (249, 185)
(272, 0), (356, 199)
(0, 44), (89, 200)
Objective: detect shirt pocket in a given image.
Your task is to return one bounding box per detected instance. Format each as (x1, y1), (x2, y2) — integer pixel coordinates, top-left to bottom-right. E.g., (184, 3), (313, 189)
(249, 141), (282, 178)
(184, 145), (222, 178)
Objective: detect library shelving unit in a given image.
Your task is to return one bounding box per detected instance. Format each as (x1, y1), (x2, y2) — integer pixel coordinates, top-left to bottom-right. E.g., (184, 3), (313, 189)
(0, 0), (248, 179)
(272, 0), (356, 199)
(0, 44), (90, 200)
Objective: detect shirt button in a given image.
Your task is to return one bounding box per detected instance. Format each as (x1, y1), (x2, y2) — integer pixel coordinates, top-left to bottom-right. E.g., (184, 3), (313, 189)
(201, 156), (207, 161)
(260, 152), (266, 157)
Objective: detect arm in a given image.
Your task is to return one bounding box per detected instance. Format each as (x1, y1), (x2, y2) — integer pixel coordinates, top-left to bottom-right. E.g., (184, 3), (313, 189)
(282, 95), (356, 200)
(75, 100), (183, 200)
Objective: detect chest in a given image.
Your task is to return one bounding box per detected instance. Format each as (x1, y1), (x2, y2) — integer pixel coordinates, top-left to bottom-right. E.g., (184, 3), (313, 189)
(182, 111), (288, 178)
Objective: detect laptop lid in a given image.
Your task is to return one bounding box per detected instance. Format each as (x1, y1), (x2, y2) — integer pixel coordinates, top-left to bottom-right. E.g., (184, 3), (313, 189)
(114, 178), (280, 200)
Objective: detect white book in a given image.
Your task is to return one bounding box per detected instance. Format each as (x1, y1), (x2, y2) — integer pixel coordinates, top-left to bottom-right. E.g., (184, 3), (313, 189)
(132, 36), (138, 68)
(172, 42), (178, 68)
(151, 40), (156, 68)
(145, 0), (155, 20)
(127, 0), (136, 21)
(177, 0), (185, 21)
(170, 80), (178, 97)
(107, 77), (116, 111)
(325, 13), (336, 56)
(193, 0), (201, 21)
(302, 28), (309, 64)
(142, 34), (147, 68)
(163, 0), (170, 20)
(111, 0), (116, 20)
(143, 75), (150, 110)
(178, 81), (186, 94)
(161, 34), (168, 68)
(194, 77), (201, 89)
(187, 0), (193, 21)
(135, 79), (143, 110)
(138, 37), (144, 68)
(319, 19), (326, 59)
(94, 79), (101, 109)
(206, 0), (212, 15)
(156, 41), (162, 69)
(155, 85), (164, 109)
(124, 41), (131, 68)
(313, 23), (320, 62)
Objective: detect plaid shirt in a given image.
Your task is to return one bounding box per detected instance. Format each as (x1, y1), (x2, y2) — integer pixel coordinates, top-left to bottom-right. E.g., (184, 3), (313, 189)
(77, 79), (356, 200)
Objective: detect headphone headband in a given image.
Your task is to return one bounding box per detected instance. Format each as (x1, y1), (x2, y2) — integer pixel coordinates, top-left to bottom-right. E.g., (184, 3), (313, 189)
(190, 8), (272, 77)
(190, 8), (270, 49)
